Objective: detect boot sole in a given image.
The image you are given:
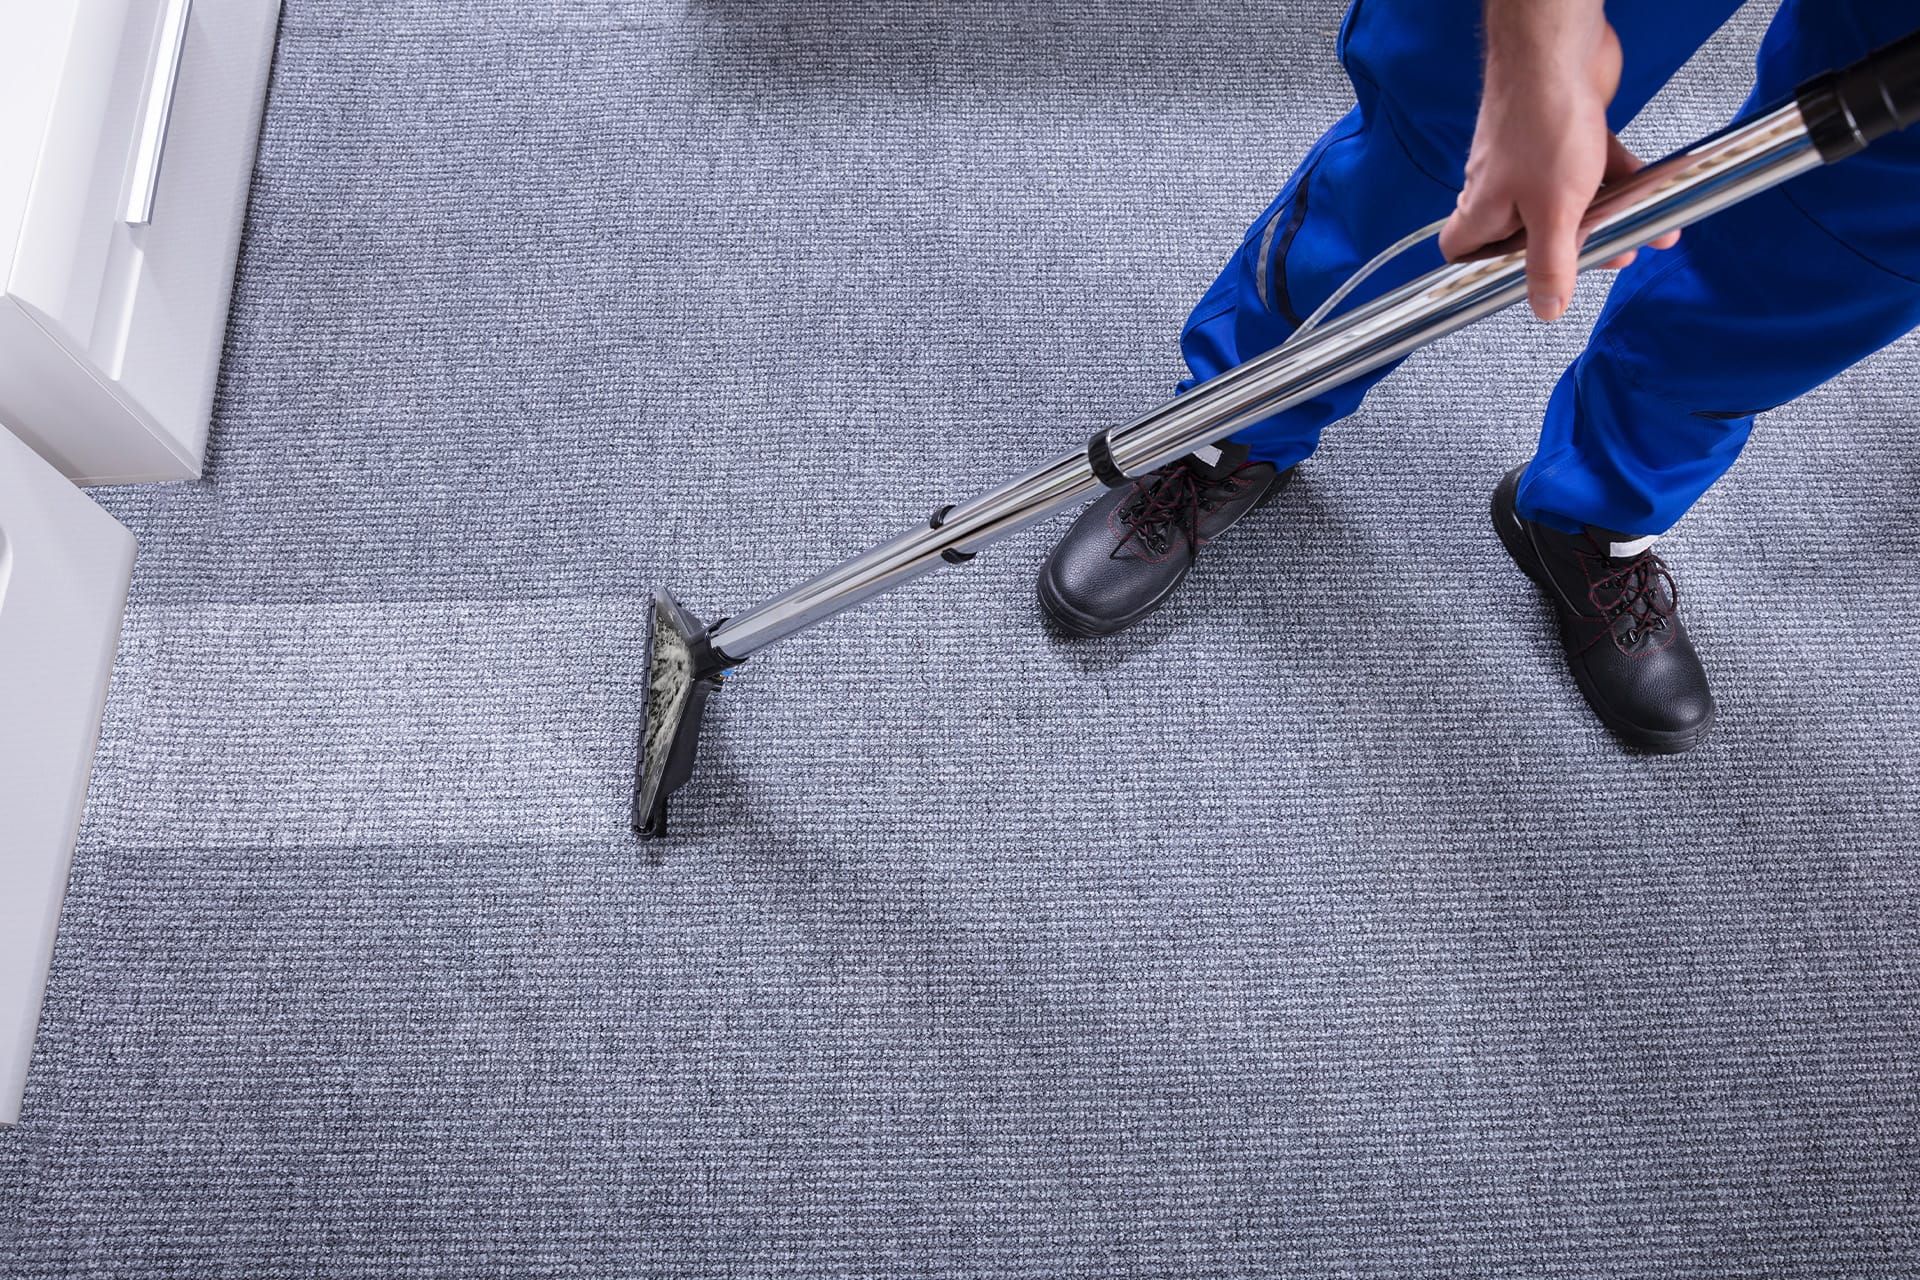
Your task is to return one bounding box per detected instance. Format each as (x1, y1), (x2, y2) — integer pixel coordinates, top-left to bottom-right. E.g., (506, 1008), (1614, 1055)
(1489, 470), (1715, 755)
(1036, 467), (1294, 639)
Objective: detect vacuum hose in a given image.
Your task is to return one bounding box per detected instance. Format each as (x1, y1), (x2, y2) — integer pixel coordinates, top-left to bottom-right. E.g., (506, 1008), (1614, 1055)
(1799, 25), (1920, 162)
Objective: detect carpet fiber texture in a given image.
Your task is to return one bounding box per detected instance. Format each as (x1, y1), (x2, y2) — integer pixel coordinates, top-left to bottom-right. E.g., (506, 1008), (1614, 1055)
(5, 2), (1920, 1276)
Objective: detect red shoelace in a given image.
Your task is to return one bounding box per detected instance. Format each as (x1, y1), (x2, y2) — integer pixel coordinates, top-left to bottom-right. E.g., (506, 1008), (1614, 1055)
(1113, 460), (1256, 558)
(1577, 540), (1679, 653)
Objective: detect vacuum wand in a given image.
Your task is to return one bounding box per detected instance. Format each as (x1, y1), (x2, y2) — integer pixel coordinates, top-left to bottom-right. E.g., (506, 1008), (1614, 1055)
(634, 27), (1920, 837)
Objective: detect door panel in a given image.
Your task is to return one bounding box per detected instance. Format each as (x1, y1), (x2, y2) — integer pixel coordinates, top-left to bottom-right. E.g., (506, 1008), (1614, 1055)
(0, 423), (135, 1124)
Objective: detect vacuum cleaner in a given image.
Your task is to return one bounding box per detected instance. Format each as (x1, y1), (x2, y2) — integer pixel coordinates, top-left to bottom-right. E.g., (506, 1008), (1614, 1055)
(635, 28), (1920, 837)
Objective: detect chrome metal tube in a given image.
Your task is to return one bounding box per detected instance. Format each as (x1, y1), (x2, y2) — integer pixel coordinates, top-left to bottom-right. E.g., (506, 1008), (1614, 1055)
(711, 101), (1821, 660)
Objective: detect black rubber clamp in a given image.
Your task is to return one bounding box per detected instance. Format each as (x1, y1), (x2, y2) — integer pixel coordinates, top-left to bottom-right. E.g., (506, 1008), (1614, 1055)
(929, 505), (977, 564)
(1086, 430), (1129, 488)
(690, 619), (741, 679)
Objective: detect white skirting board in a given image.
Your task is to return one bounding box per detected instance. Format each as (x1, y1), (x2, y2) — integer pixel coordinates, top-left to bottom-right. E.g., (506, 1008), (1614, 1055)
(0, 424), (134, 1124)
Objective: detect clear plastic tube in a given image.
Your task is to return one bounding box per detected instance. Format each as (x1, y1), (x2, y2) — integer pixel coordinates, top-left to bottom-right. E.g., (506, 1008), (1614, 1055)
(1283, 216), (1453, 349)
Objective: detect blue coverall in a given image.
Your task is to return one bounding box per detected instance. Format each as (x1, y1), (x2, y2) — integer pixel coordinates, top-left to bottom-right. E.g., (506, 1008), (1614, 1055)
(1183, 0), (1920, 536)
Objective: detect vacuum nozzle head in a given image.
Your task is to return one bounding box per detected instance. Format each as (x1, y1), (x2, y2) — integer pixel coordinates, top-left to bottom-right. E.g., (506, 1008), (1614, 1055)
(633, 588), (729, 839)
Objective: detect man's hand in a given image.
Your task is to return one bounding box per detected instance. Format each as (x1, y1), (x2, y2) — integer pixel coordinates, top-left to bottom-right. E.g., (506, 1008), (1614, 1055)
(1438, 3), (1679, 321)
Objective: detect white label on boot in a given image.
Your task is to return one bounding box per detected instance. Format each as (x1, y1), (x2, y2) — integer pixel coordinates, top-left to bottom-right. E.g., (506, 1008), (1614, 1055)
(1608, 534), (1658, 558)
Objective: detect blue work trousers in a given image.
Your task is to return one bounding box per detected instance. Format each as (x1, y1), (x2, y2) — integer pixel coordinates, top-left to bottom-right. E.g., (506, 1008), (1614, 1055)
(1183, 0), (1920, 535)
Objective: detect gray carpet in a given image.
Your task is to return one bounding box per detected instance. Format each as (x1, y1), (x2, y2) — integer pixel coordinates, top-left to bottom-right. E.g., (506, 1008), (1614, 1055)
(5, 1), (1920, 1276)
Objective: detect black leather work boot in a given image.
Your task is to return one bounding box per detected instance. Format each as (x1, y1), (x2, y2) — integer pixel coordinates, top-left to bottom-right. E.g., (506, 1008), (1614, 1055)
(1037, 447), (1292, 637)
(1491, 464), (1715, 752)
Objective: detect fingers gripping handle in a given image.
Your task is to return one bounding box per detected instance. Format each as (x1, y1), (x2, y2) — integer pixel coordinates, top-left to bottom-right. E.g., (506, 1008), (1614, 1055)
(1798, 25), (1920, 163)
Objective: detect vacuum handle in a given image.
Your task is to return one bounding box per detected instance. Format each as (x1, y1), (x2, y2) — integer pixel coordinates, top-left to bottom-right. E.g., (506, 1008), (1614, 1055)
(1461, 23), (1920, 265)
(1797, 25), (1920, 162)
